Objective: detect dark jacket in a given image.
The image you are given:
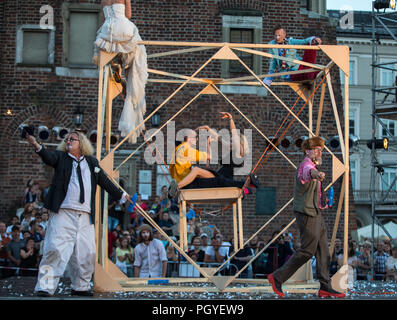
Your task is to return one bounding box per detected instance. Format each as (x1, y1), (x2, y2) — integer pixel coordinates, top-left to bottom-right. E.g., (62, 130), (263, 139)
(37, 148), (123, 224)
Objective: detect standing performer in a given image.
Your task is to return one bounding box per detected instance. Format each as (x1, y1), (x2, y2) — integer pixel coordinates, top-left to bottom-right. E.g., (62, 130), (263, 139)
(26, 131), (130, 297)
(268, 136), (345, 298)
(264, 25), (322, 86)
(94, 0), (148, 144)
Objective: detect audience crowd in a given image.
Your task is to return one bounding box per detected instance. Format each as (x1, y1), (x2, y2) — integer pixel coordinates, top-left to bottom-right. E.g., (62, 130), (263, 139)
(0, 180), (396, 283)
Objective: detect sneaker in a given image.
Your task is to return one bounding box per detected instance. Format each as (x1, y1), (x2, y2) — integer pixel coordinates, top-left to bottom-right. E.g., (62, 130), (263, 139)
(168, 179), (178, 198)
(318, 287), (346, 298)
(71, 289), (94, 297)
(268, 273), (285, 298)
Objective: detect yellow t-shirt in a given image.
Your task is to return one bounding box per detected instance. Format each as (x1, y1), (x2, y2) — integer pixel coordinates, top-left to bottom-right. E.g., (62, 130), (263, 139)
(169, 142), (208, 183)
(116, 247), (134, 264)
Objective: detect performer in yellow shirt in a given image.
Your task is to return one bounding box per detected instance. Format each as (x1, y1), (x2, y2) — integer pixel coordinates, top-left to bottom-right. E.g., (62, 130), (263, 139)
(169, 130), (215, 196)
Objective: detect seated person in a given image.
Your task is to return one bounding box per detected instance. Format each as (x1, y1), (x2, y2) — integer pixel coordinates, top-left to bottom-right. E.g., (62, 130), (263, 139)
(168, 113), (259, 197)
(264, 25), (322, 86)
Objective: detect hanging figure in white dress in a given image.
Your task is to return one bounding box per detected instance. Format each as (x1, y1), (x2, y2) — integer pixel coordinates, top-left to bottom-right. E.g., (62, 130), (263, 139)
(93, 0), (148, 144)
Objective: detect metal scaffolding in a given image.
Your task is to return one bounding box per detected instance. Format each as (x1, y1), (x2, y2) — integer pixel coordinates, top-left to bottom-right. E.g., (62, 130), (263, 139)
(370, 0), (397, 279)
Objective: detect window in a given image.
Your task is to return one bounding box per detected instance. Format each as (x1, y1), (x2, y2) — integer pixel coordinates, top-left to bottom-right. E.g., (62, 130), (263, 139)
(379, 59), (397, 87)
(348, 103), (360, 137)
(156, 165), (171, 196)
(349, 158), (359, 190)
(340, 59), (357, 85)
(62, 3), (101, 68)
(380, 168), (397, 192)
(221, 14), (264, 96)
(16, 25), (55, 66)
(229, 28), (254, 75)
(378, 119), (396, 137)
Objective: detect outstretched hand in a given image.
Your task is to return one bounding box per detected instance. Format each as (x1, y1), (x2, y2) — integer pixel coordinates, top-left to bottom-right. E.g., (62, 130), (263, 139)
(220, 112), (232, 120)
(26, 133), (36, 145)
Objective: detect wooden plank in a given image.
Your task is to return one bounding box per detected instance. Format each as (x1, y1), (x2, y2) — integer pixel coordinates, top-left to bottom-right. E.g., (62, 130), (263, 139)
(233, 202), (238, 254)
(329, 175), (345, 257)
(343, 74), (350, 267)
(319, 45), (350, 75)
(212, 46), (239, 60)
(148, 46), (214, 59)
(179, 201), (185, 251)
(315, 82), (326, 136)
(179, 187), (241, 201)
(234, 47), (325, 70)
(94, 262), (123, 292)
(326, 73), (346, 163)
(138, 40), (322, 50)
(182, 200), (188, 251)
(237, 197), (243, 250)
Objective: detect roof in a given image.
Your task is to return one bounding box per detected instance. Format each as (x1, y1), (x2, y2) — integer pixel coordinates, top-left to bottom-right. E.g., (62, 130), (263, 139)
(327, 9), (397, 39)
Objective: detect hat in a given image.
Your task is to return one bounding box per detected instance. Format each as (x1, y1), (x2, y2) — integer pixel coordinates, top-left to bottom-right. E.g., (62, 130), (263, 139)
(301, 136), (324, 152)
(138, 224), (153, 234)
(200, 233), (208, 238)
(149, 210), (155, 214)
(202, 220), (209, 224)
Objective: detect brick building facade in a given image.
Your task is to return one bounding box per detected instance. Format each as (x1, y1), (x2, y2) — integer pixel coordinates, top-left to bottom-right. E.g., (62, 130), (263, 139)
(0, 0), (356, 241)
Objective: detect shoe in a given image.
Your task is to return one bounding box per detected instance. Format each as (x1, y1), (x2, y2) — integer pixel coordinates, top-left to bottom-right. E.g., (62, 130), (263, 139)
(36, 290), (52, 297)
(168, 179), (178, 198)
(248, 174), (260, 188)
(268, 273), (285, 298)
(71, 289), (94, 297)
(318, 287), (346, 298)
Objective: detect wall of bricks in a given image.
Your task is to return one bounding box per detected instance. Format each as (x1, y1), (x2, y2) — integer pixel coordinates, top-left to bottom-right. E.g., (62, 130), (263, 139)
(0, 0), (356, 242)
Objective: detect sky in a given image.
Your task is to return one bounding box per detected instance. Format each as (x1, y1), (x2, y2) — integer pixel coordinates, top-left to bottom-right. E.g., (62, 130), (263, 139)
(327, 0), (373, 12)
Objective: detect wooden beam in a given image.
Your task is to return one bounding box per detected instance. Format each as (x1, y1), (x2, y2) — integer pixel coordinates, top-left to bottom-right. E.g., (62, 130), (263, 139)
(234, 47), (325, 70)
(329, 175), (345, 257)
(315, 82), (326, 136)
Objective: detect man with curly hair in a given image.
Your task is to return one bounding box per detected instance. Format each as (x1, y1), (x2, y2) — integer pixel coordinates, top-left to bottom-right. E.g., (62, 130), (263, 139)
(26, 131), (130, 297)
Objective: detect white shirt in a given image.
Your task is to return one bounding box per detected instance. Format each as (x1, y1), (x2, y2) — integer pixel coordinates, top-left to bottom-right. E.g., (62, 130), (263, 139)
(133, 238), (167, 278)
(60, 154), (92, 214)
(386, 256), (397, 271)
(36, 147), (127, 212)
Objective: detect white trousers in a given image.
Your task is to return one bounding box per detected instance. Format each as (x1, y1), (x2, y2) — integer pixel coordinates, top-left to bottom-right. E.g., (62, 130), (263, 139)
(34, 209), (96, 295)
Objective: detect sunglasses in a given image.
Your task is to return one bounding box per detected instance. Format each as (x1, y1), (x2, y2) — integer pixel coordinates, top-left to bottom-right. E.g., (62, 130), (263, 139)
(64, 138), (79, 143)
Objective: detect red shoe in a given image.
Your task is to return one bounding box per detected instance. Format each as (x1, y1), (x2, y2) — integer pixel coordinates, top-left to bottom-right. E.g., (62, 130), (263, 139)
(268, 273), (285, 298)
(318, 288), (346, 298)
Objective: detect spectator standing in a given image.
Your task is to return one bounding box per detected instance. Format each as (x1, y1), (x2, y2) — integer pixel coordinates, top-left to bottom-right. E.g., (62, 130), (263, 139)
(115, 237), (134, 276)
(357, 242), (372, 280)
(200, 233), (209, 252)
(0, 222), (11, 272)
(165, 241), (178, 277)
(337, 241), (358, 285)
(20, 238), (39, 276)
(40, 210), (49, 231)
(6, 226), (25, 275)
(150, 196), (162, 214)
(231, 243), (254, 278)
(374, 241), (390, 280)
(22, 179), (35, 206)
(133, 224), (167, 278)
(252, 241), (267, 276)
(188, 236), (205, 262)
(204, 235), (228, 264)
(386, 247), (397, 282)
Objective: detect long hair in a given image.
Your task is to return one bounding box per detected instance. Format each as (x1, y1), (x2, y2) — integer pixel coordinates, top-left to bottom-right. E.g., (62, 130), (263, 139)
(57, 131), (94, 156)
(137, 226), (153, 244)
(119, 236), (131, 250)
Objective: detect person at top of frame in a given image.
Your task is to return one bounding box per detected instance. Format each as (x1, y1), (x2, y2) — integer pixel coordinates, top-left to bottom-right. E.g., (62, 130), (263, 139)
(93, 0), (148, 144)
(267, 136), (345, 299)
(263, 25), (322, 86)
(167, 112), (259, 198)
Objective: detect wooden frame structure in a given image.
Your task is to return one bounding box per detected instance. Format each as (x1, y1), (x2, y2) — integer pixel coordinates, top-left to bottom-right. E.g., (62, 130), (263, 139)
(93, 41), (351, 294)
